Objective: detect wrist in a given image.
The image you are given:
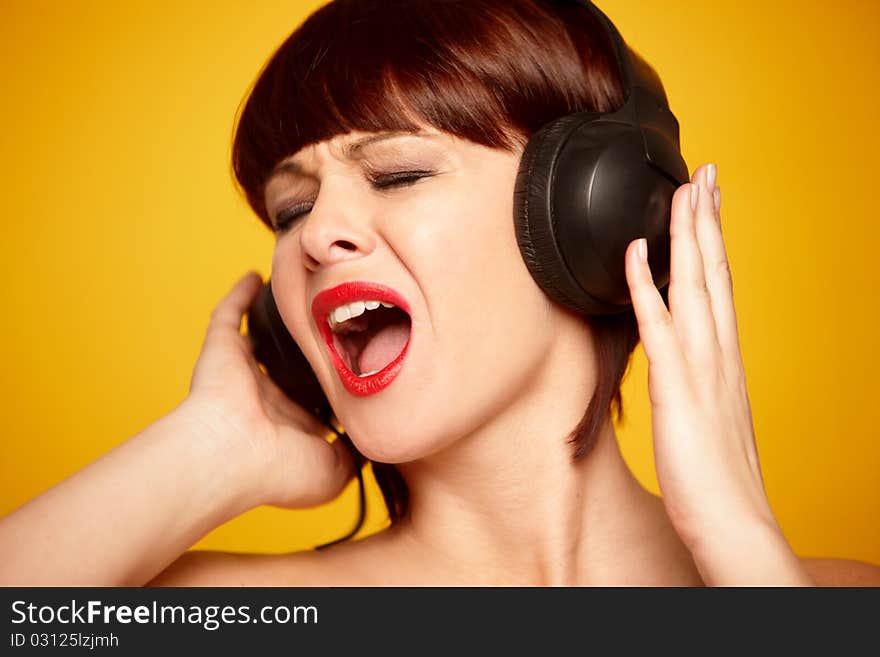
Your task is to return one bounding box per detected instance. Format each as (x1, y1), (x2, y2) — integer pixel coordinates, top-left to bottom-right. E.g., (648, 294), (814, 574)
(170, 399), (267, 516)
(688, 518), (815, 586)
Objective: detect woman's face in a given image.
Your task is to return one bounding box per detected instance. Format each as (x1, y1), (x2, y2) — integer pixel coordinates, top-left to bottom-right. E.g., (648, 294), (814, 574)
(264, 124), (566, 462)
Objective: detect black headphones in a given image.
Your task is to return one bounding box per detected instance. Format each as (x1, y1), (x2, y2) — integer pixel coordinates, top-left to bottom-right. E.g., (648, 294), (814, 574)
(246, 0), (687, 547)
(514, 0), (688, 316)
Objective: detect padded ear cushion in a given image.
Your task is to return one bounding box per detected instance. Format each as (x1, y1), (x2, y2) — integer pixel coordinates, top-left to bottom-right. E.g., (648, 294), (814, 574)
(514, 111), (685, 315)
(514, 113), (601, 316)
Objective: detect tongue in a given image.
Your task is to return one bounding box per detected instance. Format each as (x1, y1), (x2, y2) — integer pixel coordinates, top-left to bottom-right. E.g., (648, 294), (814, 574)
(357, 322), (410, 375)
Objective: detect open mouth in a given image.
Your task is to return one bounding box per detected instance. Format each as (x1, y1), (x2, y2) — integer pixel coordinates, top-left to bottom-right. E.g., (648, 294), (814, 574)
(329, 302), (412, 377)
(311, 281), (413, 396)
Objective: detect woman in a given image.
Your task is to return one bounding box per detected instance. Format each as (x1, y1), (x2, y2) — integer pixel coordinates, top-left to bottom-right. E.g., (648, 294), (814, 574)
(0, 0), (876, 586)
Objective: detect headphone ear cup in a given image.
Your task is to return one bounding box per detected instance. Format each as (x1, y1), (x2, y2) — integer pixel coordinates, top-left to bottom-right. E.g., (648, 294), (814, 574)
(514, 112), (686, 315)
(514, 113), (603, 315)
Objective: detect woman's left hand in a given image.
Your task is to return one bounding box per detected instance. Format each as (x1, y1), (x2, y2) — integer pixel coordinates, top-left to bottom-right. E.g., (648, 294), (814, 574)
(624, 163), (813, 586)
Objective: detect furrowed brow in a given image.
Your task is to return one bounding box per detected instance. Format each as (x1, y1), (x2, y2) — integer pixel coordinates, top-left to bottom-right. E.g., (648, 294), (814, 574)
(268, 130), (435, 180)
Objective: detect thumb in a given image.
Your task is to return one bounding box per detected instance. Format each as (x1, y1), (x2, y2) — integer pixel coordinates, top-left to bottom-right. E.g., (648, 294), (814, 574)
(207, 270), (264, 336)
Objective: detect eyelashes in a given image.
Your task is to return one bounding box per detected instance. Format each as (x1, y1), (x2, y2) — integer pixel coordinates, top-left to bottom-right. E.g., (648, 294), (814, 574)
(271, 170), (435, 234)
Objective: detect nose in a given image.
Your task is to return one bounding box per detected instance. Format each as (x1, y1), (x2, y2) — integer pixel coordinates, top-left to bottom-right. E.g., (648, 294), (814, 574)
(297, 182), (377, 272)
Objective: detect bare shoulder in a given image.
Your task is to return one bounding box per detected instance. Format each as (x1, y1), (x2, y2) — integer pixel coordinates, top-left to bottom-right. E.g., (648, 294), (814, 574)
(799, 557), (880, 587)
(145, 550), (321, 587)
(146, 531), (398, 587)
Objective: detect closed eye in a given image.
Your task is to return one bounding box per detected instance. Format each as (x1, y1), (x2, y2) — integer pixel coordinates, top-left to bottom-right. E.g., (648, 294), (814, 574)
(271, 170), (434, 234)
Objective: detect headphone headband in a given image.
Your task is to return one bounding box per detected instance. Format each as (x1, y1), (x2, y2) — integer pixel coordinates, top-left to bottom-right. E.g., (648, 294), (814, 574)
(514, 0), (689, 315)
(549, 0), (683, 184)
(550, 0), (637, 92)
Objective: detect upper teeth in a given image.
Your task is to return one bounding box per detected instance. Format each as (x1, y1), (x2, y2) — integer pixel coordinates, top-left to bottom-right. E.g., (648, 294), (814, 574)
(328, 300), (395, 330)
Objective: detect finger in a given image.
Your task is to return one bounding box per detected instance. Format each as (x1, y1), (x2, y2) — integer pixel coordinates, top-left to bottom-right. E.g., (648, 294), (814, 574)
(668, 177), (722, 372)
(692, 166), (743, 379)
(191, 274), (265, 386)
(207, 271), (264, 335)
(624, 238), (690, 407)
(240, 344), (334, 434)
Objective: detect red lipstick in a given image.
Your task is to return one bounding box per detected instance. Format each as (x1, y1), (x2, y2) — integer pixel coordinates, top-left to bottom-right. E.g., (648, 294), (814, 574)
(311, 281), (411, 397)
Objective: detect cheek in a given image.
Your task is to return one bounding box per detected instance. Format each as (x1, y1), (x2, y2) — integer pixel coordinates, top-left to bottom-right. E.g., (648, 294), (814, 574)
(396, 176), (528, 283)
(270, 240), (313, 351)
(400, 180), (545, 336)
(395, 177), (553, 397)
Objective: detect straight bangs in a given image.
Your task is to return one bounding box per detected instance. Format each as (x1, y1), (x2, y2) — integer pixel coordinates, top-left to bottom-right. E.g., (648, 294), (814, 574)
(232, 0), (625, 226)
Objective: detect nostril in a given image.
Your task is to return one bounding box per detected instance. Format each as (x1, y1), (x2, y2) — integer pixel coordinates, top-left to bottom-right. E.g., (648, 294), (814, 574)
(335, 240), (357, 251)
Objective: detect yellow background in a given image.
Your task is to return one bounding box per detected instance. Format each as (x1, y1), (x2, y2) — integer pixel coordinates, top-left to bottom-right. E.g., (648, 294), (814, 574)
(1, 1), (878, 565)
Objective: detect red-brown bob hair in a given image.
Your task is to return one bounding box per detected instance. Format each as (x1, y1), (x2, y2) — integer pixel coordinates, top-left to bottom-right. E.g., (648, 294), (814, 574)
(232, 0), (641, 526)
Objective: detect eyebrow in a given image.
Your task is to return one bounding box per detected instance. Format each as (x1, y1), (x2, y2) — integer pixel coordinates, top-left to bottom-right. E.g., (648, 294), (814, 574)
(268, 130), (434, 179)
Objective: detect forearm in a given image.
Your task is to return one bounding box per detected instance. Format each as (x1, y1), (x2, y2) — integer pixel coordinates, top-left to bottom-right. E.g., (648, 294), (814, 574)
(689, 520), (816, 587)
(0, 404), (256, 586)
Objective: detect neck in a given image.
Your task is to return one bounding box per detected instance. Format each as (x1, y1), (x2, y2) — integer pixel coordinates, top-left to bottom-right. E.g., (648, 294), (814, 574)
(391, 318), (695, 585)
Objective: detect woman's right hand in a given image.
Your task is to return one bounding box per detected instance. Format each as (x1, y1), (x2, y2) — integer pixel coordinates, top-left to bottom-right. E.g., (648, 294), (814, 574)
(182, 271), (356, 510)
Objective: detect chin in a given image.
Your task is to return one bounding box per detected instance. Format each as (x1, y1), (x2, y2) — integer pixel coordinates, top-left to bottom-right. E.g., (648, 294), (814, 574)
(341, 410), (442, 464)
(339, 359), (536, 464)
(339, 394), (475, 464)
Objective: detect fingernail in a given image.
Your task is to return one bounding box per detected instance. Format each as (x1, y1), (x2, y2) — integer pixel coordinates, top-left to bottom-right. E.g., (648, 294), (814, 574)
(713, 186), (721, 212)
(637, 238), (647, 262)
(690, 183), (699, 212)
(706, 163), (717, 191)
